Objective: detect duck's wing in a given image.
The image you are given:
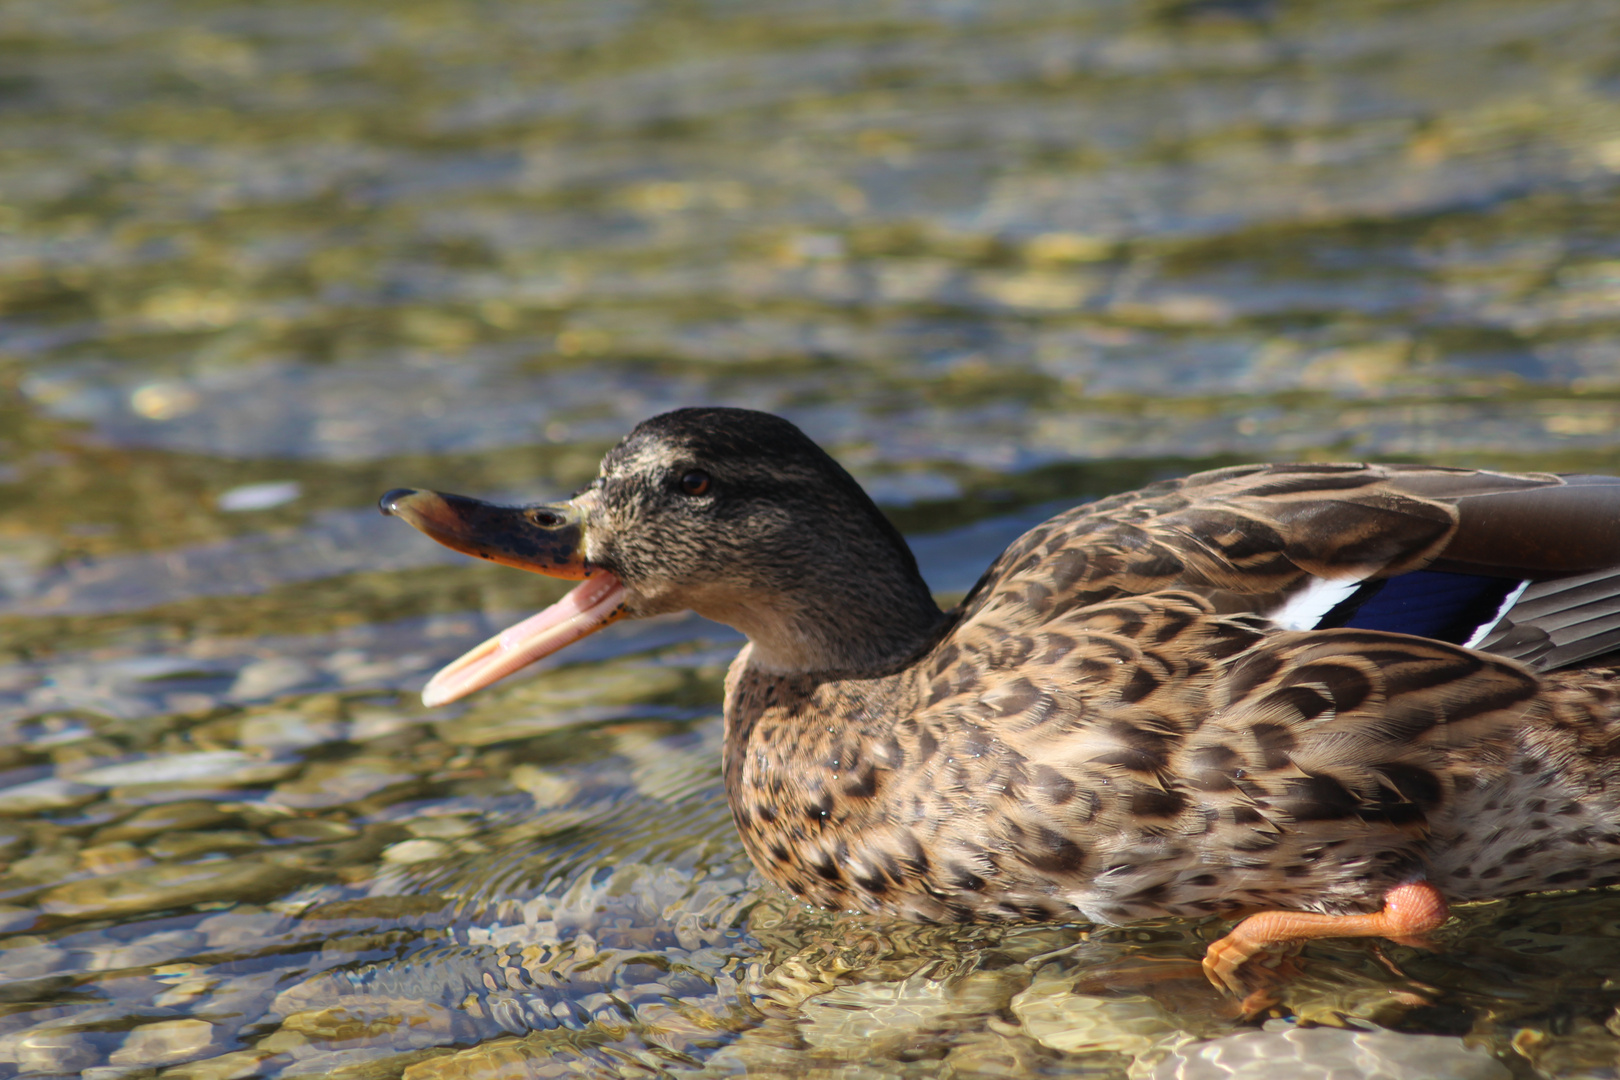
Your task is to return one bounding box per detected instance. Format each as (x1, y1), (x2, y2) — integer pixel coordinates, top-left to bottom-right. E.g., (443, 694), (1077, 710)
(963, 464), (1620, 671)
(1180, 626), (1540, 834)
(913, 588), (1542, 925)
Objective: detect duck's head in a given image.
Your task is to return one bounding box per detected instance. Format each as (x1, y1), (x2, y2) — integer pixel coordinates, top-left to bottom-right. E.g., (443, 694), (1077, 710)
(382, 407), (942, 705)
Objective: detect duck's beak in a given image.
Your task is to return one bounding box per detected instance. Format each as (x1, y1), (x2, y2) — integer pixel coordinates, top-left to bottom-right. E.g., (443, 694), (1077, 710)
(380, 488), (627, 707)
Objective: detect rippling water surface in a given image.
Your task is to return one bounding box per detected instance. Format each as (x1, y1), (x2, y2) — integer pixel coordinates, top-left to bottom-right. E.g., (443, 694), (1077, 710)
(3, 0), (1620, 1076)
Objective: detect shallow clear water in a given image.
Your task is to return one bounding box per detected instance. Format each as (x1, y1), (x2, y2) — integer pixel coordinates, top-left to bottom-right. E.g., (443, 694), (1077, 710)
(2, 0), (1620, 1076)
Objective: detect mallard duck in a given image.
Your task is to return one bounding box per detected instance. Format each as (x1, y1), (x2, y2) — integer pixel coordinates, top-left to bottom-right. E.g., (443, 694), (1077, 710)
(381, 407), (1620, 993)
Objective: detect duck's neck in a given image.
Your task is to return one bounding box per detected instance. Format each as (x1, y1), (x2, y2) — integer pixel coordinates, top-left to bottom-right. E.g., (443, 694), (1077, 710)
(706, 568), (944, 676)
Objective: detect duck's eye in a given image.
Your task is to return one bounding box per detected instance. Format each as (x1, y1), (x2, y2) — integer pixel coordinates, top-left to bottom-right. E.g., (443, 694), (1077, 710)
(679, 470), (712, 497)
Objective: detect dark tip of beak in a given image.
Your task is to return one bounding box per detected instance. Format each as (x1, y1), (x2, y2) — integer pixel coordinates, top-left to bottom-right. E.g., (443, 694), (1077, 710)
(379, 488), (418, 516)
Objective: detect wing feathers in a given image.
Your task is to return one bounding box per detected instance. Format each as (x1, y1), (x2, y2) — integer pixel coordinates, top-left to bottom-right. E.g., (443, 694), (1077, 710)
(977, 464), (1620, 673)
(1478, 568), (1620, 669)
(1445, 475), (1620, 574)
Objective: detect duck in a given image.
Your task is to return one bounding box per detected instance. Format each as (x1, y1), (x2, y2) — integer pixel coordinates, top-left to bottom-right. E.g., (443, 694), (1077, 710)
(380, 406), (1620, 995)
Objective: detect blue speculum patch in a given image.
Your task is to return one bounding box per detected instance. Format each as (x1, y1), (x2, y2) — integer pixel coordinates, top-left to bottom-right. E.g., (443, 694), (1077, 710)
(1322, 570), (1524, 644)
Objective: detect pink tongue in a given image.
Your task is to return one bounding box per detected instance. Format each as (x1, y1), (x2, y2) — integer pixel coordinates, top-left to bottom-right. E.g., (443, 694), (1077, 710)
(420, 572), (627, 707)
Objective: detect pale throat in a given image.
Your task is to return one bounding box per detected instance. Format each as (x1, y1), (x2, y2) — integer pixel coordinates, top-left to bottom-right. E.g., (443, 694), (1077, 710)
(698, 587), (943, 676)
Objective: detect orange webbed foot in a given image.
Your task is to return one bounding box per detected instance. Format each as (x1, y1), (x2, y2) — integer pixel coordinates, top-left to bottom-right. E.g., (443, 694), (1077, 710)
(1201, 881), (1449, 996)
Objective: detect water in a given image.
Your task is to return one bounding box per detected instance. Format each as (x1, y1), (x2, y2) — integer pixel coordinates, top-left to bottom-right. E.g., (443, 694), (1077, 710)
(2, 0), (1620, 1076)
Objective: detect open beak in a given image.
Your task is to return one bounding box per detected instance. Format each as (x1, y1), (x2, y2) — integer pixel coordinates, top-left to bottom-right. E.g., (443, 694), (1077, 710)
(380, 488), (627, 706)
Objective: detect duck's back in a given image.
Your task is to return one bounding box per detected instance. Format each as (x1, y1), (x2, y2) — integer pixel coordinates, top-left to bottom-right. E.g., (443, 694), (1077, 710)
(723, 462), (1620, 925)
(961, 462), (1620, 656)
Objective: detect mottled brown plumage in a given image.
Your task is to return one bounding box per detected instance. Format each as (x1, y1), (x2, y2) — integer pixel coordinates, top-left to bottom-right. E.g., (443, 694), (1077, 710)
(382, 408), (1620, 992)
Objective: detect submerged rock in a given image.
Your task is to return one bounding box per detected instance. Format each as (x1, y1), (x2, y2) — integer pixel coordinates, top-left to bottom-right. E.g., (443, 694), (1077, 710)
(92, 800), (236, 844)
(0, 777), (100, 815)
(108, 1017), (217, 1067)
(268, 758), (419, 810)
(280, 998), (473, 1049)
(145, 830), (265, 861)
(39, 859), (305, 919)
(1013, 974), (1195, 1059)
(0, 904), (36, 933)
(433, 663), (686, 748)
(382, 838), (451, 864)
(151, 1047), (274, 1080)
(238, 708), (346, 751)
(229, 658), (319, 701)
(11, 1027), (104, 1073)
(1150, 1024), (1510, 1080)
(72, 750), (295, 789)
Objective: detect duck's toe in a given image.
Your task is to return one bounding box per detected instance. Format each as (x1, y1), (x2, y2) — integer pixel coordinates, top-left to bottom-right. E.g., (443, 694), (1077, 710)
(1202, 927), (1271, 995)
(1201, 882), (1450, 996)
